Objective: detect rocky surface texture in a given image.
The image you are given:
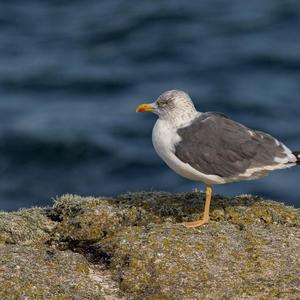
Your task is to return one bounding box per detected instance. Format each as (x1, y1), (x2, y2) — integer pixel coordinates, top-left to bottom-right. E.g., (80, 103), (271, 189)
(0, 192), (299, 299)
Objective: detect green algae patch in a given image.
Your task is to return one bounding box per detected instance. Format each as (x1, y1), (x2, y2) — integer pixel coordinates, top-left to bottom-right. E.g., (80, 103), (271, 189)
(0, 192), (299, 299)
(0, 208), (55, 245)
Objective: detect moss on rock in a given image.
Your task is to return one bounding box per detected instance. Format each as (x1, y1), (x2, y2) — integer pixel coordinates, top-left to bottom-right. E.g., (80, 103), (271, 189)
(0, 244), (105, 299)
(116, 192), (300, 226)
(50, 194), (123, 243)
(99, 222), (300, 299)
(0, 208), (55, 245)
(0, 192), (299, 299)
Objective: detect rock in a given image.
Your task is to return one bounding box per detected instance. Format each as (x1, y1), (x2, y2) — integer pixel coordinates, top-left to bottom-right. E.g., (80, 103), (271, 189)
(0, 208), (55, 245)
(0, 192), (299, 299)
(0, 245), (105, 299)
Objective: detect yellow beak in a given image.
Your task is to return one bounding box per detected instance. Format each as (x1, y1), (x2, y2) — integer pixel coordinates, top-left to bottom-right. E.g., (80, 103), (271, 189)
(136, 103), (155, 113)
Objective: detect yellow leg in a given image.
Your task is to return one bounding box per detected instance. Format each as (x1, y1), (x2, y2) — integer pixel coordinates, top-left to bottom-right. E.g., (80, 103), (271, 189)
(183, 185), (212, 228)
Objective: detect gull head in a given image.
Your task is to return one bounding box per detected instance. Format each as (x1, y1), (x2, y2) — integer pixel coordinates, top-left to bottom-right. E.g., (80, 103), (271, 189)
(136, 90), (198, 124)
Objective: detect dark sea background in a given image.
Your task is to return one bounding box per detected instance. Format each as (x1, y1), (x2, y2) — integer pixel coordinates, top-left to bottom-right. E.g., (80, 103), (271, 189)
(0, 0), (300, 211)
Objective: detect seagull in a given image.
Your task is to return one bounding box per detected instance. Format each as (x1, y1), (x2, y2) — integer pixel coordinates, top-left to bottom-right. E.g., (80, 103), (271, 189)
(136, 90), (300, 228)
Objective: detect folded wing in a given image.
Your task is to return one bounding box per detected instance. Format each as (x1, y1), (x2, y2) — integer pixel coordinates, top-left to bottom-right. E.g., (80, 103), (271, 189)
(175, 113), (296, 179)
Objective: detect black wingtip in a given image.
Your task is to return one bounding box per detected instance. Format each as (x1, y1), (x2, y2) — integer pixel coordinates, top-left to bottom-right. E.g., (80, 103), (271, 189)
(293, 151), (300, 165)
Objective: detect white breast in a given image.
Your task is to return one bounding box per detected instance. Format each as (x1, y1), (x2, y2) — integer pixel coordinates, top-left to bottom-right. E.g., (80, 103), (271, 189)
(152, 119), (225, 185)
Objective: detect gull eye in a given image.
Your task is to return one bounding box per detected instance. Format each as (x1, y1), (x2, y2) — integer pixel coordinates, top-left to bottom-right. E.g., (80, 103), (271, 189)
(158, 101), (167, 108)
(163, 100), (171, 107)
(157, 97), (173, 109)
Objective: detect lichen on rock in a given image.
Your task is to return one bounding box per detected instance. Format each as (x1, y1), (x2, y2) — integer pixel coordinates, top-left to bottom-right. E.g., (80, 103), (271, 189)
(0, 244), (105, 299)
(0, 192), (299, 299)
(0, 208), (55, 245)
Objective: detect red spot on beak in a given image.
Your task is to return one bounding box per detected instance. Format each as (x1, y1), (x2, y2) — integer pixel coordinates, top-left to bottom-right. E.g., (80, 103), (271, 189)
(136, 103), (153, 113)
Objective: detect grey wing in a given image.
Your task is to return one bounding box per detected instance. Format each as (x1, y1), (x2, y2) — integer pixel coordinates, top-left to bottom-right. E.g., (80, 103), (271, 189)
(175, 113), (294, 178)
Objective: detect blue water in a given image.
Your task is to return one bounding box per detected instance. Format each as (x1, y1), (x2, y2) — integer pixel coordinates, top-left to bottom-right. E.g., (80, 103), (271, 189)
(0, 1), (300, 211)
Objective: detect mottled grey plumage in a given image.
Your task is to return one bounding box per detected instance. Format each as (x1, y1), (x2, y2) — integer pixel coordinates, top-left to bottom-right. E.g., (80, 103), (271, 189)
(175, 112), (289, 178)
